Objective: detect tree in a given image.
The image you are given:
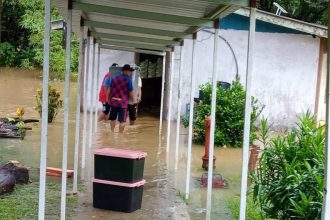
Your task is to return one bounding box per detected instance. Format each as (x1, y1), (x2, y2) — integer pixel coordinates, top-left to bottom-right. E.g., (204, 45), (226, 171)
(258, 0), (329, 25)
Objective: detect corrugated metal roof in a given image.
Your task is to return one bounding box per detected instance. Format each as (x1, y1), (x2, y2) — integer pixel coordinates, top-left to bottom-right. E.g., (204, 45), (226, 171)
(53, 0), (249, 53)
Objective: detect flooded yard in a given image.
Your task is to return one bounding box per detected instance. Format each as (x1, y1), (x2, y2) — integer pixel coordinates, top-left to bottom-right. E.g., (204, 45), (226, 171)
(0, 68), (244, 220)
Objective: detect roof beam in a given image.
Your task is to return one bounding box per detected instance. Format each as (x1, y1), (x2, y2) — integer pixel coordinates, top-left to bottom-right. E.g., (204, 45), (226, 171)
(73, 2), (213, 27)
(100, 45), (166, 56)
(97, 39), (171, 51)
(91, 31), (179, 46)
(198, 0), (249, 7)
(83, 20), (191, 39)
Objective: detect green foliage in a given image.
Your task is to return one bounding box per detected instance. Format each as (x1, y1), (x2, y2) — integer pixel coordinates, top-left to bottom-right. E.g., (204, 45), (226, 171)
(258, 0), (328, 25)
(183, 79), (264, 147)
(0, 42), (16, 66)
(35, 86), (63, 123)
(227, 194), (263, 220)
(1, 0), (79, 79)
(252, 112), (325, 219)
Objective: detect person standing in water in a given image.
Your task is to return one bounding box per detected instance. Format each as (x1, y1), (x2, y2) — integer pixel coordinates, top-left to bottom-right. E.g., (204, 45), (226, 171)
(127, 72), (142, 125)
(106, 64), (136, 133)
(98, 63), (118, 121)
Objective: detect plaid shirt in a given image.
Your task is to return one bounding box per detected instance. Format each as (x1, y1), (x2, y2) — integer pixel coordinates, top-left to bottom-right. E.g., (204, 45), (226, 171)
(109, 73), (133, 108)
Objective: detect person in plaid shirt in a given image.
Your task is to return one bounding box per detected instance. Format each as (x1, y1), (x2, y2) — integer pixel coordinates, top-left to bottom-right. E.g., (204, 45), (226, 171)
(106, 64), (136, 133)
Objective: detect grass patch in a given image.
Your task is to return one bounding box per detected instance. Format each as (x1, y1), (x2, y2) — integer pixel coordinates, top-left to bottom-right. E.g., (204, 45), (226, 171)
(0, 169), (79, 220)
(227, 193), (263, 220)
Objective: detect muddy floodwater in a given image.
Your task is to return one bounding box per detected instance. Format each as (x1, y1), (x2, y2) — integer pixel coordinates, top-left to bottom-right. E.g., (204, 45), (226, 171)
(0, 68), (243, 220)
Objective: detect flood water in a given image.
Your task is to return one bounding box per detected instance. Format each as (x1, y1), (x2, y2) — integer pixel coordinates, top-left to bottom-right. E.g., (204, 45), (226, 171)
(0, 68), (243, 220)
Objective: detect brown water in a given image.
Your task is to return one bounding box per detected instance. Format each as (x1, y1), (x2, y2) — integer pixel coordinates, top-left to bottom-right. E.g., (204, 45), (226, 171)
(0, 68), (243, 220)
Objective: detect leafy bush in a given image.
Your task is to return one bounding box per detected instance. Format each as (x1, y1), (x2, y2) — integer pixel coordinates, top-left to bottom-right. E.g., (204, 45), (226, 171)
(183, 79), (264, 147)
(252, 112), (325, 219)
(35, 86), (63, 123)
(0, 42), (17, 67)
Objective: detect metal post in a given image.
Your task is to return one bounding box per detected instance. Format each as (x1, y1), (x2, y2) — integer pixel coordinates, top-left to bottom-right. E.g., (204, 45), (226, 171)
(321, 3), (330, 219)
(81, 33), (90, 170)
(185, 33), (197, 200)
(159, 54), (167, 136)
(73, 24), (84, 194)
(206, 21), (220, 220)
(94, 45), (100, 132)
(60, 4), (72, 220)
(239, 1), (257, 219)
(166, 49), (175, 152)
(175, 43), (184, 171)
(38, 0), (50, 219)
(88, 38), (95, 149)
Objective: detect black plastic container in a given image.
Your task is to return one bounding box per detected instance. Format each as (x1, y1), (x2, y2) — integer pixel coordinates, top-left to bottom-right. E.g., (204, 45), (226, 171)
(93, 178), (145, 213)
(94, 148), (147, 183)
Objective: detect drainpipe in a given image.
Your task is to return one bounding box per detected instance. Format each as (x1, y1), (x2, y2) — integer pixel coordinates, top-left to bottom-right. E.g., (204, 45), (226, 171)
(38, 0), (50, 219)
(206, 19), (220, 220)
(60, 1), (72, 219)
(73, 20), (85, 194)
(185, 32), (197, 200)
(239, 0), (257, 219)
(88, 38), (95, 149)
(175, 42), (185, 171)
(81, 31), (90, 170)
(321, 2), (330, 220)
(166, 48), (175, 152)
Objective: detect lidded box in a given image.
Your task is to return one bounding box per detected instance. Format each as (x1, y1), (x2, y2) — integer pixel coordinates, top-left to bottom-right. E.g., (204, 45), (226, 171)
(94, 148), (147, 183)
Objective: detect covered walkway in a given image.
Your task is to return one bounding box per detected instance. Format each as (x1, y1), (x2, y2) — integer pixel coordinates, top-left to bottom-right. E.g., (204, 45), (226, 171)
(37, 0), (330, 220)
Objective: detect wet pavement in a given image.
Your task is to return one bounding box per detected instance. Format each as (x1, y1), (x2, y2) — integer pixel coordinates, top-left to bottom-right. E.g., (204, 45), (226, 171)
(0, 68), (243, 220)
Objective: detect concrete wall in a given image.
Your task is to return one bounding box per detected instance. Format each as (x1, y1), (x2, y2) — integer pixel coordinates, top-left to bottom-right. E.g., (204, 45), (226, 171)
(166, 30), (320, 128)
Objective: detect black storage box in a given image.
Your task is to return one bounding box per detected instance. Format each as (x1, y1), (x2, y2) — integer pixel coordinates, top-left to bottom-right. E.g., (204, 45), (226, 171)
(93, 178), (145, 213)
(94, 148), (147, 183)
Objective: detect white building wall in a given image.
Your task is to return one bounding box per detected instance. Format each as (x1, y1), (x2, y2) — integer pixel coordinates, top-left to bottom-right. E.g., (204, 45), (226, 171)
(168, 30), (320, 128)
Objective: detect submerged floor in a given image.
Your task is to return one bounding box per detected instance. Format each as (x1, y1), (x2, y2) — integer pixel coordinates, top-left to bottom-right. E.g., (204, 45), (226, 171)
(0, 69), (243, 219)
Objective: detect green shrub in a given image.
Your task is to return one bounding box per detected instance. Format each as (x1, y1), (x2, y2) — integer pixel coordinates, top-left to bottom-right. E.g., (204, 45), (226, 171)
(35, 86), (63, 123)
(252, 112), (325, 219)
(183, 79), (264, 147)
(0, 42), (17, 67)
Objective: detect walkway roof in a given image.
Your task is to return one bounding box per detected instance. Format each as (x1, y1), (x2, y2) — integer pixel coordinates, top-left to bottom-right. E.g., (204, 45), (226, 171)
(53, 0), (249, 54)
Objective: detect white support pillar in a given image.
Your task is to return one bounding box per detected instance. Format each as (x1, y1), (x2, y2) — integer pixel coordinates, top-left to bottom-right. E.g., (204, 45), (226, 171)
(38, 0), (50, 219)
(60, 5), (72, 220)
(94, 45), (100, 132)
(185, 33), (197, 200)
(73, 23), (84, 194)
(206, 22), (220, 220)
(166, 49), (175, 152)
(321, 3), (330, 220)
(175, 43), (185, 171)
(81, 33), (90, 170)
(159, 54), (167, 136)
(239, 2), (257, 219)
(88, 38), (95, 149)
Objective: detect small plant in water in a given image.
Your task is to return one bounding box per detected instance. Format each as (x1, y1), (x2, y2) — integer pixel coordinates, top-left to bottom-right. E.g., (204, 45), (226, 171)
(35, 86), (63, 123)
(252, 112), (325, 220)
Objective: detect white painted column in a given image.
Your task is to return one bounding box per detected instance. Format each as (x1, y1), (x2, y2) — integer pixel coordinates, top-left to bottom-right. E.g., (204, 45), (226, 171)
(88, 39), (95, 149)
(94, 45), (100, 132)
(38, 0), (50, 219)
(81, 34), (90, 170)
(159, 55), (167, 136)
(206, 23), (220, 220)
(239, 2), (257, 220)
(60, 5), (72, 220)
(73, 24), (84, 194)
(175, 43), (185, 171)
(166, 49), (175, 152)
(185, 33), (197, 200)
(321, 3), (330, 220)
